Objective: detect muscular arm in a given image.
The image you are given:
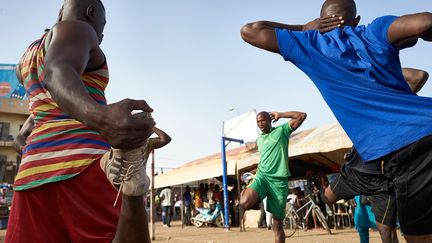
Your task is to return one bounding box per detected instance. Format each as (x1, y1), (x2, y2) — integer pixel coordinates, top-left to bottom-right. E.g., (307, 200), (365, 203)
(240, 16), (344, 53)
(44, 21), (154, 149)
(149, 127), (171, 150)
(402, 68), (429, 93)
(12, 116), (34, 155)
(240, 21), (303, 53)
(388, 12), (432, 48)
(270, 111), (307, 131)
(44, 21), (105, 127)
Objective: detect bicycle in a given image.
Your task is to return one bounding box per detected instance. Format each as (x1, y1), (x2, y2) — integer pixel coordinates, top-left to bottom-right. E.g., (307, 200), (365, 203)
(284, 192), (332, 237)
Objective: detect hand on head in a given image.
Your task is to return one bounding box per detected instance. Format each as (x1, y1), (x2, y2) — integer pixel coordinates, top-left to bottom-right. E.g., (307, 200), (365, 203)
(303, 15), (345, 33)
(269, 112), (280, 122)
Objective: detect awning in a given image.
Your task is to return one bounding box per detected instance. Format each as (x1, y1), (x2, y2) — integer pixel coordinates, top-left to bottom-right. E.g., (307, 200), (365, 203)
(154, 144), (257, 188)
(154, 123), (352, 188)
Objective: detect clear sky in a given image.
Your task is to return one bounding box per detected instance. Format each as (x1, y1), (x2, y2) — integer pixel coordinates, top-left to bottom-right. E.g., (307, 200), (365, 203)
(1, 1), (431, 170)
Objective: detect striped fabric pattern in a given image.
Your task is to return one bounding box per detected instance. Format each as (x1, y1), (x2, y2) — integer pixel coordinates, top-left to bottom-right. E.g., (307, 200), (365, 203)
(14, 31), (110, 191)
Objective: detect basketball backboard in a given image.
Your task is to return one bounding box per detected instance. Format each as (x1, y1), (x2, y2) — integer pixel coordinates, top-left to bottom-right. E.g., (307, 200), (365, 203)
(223, 110), (258, 146)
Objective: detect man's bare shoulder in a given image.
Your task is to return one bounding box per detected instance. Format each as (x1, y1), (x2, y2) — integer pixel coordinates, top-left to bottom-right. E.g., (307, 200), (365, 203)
(47, 20), (99, 47)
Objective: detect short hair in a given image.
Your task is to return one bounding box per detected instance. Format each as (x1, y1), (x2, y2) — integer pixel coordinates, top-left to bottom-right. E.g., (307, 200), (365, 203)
(321, 0), (356, 19)
(257, 111), (271, 120)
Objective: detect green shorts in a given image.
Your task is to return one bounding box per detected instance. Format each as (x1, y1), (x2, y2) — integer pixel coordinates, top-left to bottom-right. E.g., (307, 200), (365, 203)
(248, 172), (288, 220)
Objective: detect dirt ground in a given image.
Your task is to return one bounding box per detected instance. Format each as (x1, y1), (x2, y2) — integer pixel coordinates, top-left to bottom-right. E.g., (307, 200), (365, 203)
(0, 221), (407, 243)
(151, 221), (407, 243)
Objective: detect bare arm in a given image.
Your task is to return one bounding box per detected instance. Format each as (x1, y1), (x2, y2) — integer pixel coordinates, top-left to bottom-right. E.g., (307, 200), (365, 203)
(13, 116), (34, 155)
(270, 111), (307, 131)
(44, 21), (154, 149)
(240, 21), (303, 53)
(149, 127), (171, 150)
(402, 68), (429, 93)
(388, 12), (432, 48)
(240, 16), (344, 53)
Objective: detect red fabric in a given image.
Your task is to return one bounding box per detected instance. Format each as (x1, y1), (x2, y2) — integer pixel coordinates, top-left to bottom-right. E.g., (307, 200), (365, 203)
(6, 160), (122, 243)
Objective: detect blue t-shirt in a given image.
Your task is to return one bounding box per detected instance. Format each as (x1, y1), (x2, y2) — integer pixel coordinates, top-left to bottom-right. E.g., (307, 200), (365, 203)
(276, 15), (432, 162)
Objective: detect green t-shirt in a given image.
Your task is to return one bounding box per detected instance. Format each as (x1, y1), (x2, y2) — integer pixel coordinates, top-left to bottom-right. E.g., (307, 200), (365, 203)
(257, 123), (293, 178)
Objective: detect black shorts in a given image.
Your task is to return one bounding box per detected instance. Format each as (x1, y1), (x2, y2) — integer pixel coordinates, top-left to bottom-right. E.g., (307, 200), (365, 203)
(330, 169), (397, 227)
(383, 134), (432, 235)
(331, 134), (432, 235)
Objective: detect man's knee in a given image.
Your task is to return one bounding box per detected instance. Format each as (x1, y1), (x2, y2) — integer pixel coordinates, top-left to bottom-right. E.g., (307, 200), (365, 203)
(239, 196), (254, 209)
(240, 189), (259, 209)
(324, 187), (338, 204)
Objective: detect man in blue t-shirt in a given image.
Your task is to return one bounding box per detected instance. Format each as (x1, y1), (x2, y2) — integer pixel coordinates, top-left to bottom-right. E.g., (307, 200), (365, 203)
(326, 68), (428, 243)
(240, 0), (432, 240)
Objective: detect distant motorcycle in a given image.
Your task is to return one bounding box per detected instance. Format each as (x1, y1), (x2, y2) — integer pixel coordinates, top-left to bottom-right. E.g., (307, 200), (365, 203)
(192, 203), (226, 227)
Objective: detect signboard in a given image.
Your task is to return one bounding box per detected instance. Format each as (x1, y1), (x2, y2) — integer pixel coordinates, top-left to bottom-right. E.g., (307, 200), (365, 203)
(0, 64), (26, 100)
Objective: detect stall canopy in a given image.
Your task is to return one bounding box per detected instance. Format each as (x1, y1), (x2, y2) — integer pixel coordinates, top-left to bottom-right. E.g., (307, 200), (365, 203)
(154, 123), (352, 188)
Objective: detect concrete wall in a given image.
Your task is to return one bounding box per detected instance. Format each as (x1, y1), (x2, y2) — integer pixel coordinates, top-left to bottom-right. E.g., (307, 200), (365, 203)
(0, 113), (29, 141)
(0, 98), (29, 115)
(0, 99), (29, 183)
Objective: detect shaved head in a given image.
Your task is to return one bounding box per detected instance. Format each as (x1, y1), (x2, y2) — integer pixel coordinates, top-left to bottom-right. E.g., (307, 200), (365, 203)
(64, 0), (104, 9)
(60, 0), (106, 43)
(61, 0), (105, 20)
(321, 0), (359, 26)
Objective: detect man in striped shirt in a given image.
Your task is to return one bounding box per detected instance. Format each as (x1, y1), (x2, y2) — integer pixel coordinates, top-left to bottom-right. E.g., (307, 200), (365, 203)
(6, 1), (166, 242)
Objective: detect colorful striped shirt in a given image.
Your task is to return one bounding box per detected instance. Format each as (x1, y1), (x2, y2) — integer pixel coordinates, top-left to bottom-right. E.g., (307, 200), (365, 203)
(14, 31), (110, 191)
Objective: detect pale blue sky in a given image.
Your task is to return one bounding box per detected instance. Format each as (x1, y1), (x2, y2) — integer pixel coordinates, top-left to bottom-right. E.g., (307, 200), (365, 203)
(1, 1), (431, 169)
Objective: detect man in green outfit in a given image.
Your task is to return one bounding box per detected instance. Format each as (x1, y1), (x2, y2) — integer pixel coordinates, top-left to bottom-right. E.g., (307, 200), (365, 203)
(240, 111), (306, 243)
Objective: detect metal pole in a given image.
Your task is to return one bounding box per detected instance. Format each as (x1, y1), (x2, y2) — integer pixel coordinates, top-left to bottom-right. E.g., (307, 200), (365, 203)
(150, 150), (155, 240)
(180, 185), (184, 229)
(221, 137), (230, 230)
(235, 162), (245, 232)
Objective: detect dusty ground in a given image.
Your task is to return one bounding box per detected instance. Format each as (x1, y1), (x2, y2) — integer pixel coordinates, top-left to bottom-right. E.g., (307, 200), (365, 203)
(151, 221), (407, 243)
(0, 221), (407, 243)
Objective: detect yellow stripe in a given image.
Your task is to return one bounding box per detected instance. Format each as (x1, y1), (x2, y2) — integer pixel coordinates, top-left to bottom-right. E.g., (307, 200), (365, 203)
(82, 75), (106, 88)
(20, 62), (37, 74)
(15, 159), (94, 181)
(35, 102), (58, 112)
(32, 120), (82, 134)
(381, 195), (392, 224)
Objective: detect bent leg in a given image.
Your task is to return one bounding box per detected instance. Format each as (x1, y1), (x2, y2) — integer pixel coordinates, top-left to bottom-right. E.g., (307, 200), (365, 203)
(240, 188), (260, 209)
(99, 148), (152, 243)
(324, 185), (338, 204)
(240, 174), (266, 210)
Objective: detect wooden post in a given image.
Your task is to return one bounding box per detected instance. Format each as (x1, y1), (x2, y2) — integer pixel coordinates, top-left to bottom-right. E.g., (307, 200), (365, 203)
(150, 150), (156, 240)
